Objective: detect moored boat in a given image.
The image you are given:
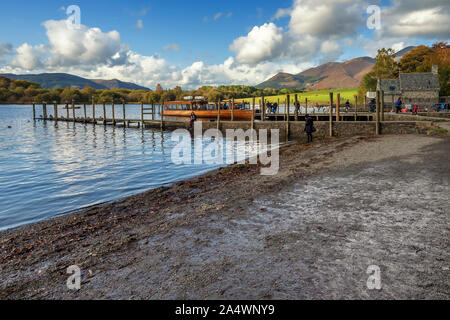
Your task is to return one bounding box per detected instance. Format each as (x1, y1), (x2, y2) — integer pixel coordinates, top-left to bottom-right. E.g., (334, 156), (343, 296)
(163, 98), (254, 120)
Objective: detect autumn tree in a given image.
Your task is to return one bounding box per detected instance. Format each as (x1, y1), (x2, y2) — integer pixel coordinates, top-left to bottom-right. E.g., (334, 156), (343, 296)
(399, 45), (433, 73)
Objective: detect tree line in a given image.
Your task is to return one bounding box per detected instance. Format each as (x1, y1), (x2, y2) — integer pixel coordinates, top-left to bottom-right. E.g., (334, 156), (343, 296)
(0, 76), (306, 105)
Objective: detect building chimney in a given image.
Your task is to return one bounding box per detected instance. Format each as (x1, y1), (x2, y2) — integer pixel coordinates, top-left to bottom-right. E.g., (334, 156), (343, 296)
(432, 65), (438, 75)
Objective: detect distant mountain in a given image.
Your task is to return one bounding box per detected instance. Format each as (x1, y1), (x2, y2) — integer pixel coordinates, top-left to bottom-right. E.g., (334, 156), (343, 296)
(0, 73), (150, 91)
(257, 47), (416, 90)
(394, 46), (416, 62)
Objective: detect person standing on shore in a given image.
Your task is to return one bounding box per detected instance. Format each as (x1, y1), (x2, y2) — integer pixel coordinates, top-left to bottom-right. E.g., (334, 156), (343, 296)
(190, 112), (197, 128)
(304, 114), (315, 143)
(395, 98), (403, 113)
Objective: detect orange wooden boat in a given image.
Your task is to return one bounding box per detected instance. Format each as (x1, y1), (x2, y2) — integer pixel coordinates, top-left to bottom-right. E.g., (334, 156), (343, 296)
(163, 100), (254, 120)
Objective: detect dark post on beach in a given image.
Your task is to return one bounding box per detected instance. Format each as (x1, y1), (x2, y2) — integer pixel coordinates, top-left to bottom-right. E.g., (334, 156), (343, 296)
(231, 98), (235, 122)
(381, 90), (385, 121)
(376, 90), (381, 135)
(336, 93), (341, 122)
(295, 94), (299, 121)
(251, 97), (255, 130)
(329, 92), (334, 137)
(354, 95), (358, 121)
(261, 95), (265, 122)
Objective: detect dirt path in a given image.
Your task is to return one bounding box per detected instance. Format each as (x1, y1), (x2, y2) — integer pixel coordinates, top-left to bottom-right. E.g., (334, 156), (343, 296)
(1, 134), (449, 299)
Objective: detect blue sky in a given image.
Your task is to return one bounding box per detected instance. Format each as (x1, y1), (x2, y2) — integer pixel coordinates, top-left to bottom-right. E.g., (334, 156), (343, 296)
(0, 0), (448, 89)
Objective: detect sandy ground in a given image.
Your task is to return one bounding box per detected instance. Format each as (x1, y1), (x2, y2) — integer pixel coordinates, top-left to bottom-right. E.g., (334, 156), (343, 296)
(0, 134), (449, 300)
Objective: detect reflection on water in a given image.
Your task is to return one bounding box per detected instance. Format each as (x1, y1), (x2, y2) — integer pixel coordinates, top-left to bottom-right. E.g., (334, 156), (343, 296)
(0, 105), (275, 231)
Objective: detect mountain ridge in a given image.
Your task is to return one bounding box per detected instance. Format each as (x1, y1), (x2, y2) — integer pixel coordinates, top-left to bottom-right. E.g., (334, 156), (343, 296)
(0, 73), (150, 91)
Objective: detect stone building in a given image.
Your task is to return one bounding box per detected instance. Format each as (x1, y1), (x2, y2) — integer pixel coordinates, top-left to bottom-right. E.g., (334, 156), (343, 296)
(377, 70), (440, 106)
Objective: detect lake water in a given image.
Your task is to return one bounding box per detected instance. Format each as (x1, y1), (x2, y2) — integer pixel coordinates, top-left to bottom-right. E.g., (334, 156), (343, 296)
(0, 105), (276, 231)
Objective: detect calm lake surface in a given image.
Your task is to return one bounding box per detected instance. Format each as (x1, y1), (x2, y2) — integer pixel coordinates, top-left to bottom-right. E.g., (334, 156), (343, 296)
(0, 105), (272, 231)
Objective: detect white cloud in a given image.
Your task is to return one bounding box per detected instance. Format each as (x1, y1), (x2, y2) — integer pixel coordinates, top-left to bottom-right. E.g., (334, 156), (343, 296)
(273, 8), (292, 20)
(10, 43), (46, 69)
(0, 43), (13, 58)
(136, 19), (144, 29)
(213, 12), (223, 21)
(230, 23), (285, 64)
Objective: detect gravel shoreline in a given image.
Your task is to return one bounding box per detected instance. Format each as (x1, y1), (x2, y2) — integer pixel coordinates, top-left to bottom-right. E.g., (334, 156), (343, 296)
(1, 134), (449, 299)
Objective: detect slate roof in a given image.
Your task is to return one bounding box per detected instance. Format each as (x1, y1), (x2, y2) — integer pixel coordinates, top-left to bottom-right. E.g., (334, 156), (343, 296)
(377, 79), (401, 94)
(399, 73), (440, 91)
(377, 72), (440, 93)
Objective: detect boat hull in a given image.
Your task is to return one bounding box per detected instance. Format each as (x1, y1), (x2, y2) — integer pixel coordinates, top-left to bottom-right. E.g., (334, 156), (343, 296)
(163, 110), (253, 120)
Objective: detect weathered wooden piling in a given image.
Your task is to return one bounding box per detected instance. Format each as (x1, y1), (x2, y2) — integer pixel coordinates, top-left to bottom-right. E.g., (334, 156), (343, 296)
(251, 97), (255, 131)
(54, 103), (58, 121)
(112, 102), (116, 125)
(376, 90), (381, 135)
(122, 102), (126, 123)
(72, 102), (76, 122)
(141, 102), (144, 126)
(286, 94), (290, 139)
(329, 92), (334, 137)
(336, 93), (341, 122)
(294, 94), (299, 121)
(231, 98), (235, 122)
(92, 101), (96, 124)
(160, 101), (164, 130)
(101, 103), (106, 125)
(83, 104), (87, 123)
(43, 103), (47, 120)
(261, 95), (265, 122)
(32, 103), (36, 120)
(381, 90), (385, 121)
(305, 98), (308, 115)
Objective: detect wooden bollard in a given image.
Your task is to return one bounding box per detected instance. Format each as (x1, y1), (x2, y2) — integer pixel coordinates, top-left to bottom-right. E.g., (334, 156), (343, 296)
(217, 99), (221, 131)
(261, 95), (265, 122)
(112, 102), (116, 125)
(329, 92), (334, 137)
(123, 103), (126, 122)
(251, 97), (255, 131)
(354, 96), (358, 121)
(83, 104), (87, 123)
(160, 101), (164, 130)
(381, 90), (385, 121)
(103, 102), (106, 125)
(231, 98), (235, 122)
(141, 102), (144, 126)
(376, 90), (381, 135)
(72, 102), (76, 122)
(336, 93), (341, 121)
(66, 104), (69, 120)
(294, 94), (299, 121)
(32, 103), (36, 120)
(305, 98), (308, 116)
(92, 101), (96, 124)
(152, 103), (155, 120)
(43, 103), (47, 120)
(54, 103), (58, 121)
(286, 94), (290, 140)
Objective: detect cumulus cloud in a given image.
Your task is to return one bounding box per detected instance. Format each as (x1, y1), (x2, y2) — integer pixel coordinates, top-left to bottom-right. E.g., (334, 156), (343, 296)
(230, 23), (285, 64)
(379, 0), (450, 39)
(10, 43), (46, 69)
(289, 0), (365, 38)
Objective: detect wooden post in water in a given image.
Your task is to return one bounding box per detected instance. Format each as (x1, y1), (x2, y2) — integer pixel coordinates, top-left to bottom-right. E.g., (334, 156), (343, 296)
(336, 93), (341, 122)
(381, 90), (385, 121)
(54, 103), (58, 121)
(329, 92), (334, 137)
(160, 101), (164, 130)
(294, 94), (299, 121)
(92, 99), (96, 124)
(123, 102), (126, 123)
(152, 103), (155, 120)
(141, 102), (144, 126)
(32, 102), (36, 120)
(103, 102), (106, 125)
(376, 90), (381, 135)
(72, 101), (76, 122)
(83, 104), (87, 123)
(112, 102), (116, 125)
(43, 103), (47, 120)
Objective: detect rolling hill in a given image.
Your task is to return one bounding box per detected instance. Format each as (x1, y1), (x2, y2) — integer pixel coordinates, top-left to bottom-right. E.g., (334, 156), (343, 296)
(0, 73), (150, 91)
(257, 47), (416, 90)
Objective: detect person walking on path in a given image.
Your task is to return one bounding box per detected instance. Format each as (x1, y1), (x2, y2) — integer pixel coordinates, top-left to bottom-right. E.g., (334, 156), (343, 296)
(395, 98), (403, 114)
(413, 103), (419, 115)
(189, 112), (197, 128)
(304, 114), (315, 143)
